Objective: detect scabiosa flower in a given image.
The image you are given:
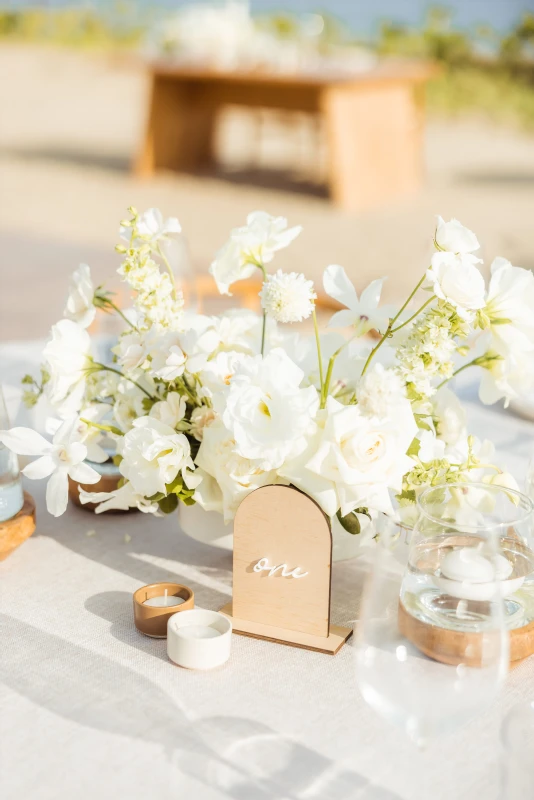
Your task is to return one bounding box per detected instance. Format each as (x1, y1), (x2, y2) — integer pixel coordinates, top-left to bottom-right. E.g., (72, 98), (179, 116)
(259, 270), (316, 323)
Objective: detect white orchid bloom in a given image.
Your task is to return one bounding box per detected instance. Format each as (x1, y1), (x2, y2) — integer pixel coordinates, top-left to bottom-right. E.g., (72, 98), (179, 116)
(43, 319), (92, 417)
(210, 211), (301, 295)
(64, 263), (96, 328)
(485, 257), (534, 352)
(46, 404), (112, 463)
(79, 482), (159, 514)
(120, 208), (181, 246)
(434, 216), (480, 254)
(323, 265), (389, 336)
(0, 418), (100, 517)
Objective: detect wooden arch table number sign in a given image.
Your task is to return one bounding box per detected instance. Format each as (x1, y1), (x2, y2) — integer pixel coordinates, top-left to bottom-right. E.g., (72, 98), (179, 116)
(220, 485), (352, 654)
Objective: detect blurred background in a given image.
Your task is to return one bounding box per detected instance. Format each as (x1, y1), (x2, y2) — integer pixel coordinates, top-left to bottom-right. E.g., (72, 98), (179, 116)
(1, 0), (534, 341)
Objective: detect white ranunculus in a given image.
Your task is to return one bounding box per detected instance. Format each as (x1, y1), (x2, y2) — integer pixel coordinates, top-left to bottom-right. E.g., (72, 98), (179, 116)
(284, 396), (417, 517)
(426, 251), (485, 315)
(43, 319), (92, 416)
(0, 417), (100, 517)
(485, 257), (534, 351)
(121, 207), (181, 245)
(259, 270), (316, 323)
(194, 420), (279, 522)
(220, 348), (319, 468)
(432, 387), (467, 447)
(323, 265), (389, 336)
(478, 346), (534, 407)
(434, 216), (480, 254)
(357, 364), (407, 419)
(149, 392), (187, 428)
(64, 263), (95, 328)
(79, 482), (159, 514)
(118, 416), (196, 498)
(210, 211), (301, 295)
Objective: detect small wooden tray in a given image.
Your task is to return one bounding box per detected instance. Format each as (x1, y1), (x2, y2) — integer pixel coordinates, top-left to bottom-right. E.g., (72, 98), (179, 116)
(0, 491), (36, 561)
(398, 600), (534, 669)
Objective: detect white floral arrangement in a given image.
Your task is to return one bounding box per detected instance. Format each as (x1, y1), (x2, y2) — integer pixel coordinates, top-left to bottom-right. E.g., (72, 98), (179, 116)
(2, 207), (533, 538)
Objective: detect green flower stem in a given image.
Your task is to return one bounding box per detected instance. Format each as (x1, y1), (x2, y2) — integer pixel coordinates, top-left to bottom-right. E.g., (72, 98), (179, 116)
(80, 418), (123, 437)
(92, 363), (155, 400)
(156, 243), (177, 301)
(312, 307), (325, 401)
(360, 273), (428, 378)
(320, 333), (359, 409)
(104, 299), (138, 331)
(390, 295), (436, 334)
(256, 262), (268, 356)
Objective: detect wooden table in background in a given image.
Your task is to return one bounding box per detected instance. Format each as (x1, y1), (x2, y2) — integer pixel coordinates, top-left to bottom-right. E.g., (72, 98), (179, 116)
(135, 60), (437, 213)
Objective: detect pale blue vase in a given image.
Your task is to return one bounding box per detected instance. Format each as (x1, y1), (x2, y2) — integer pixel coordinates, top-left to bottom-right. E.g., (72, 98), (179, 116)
(0, 385), (24, 522)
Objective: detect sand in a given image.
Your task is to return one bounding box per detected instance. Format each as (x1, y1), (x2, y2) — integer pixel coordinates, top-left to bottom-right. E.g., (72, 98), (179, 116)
(1, 44), (534, 341)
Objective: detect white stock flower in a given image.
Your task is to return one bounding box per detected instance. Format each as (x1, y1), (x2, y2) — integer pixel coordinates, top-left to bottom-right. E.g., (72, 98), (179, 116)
(434, 216), (480, 254)
(79, 482), (159, 514)
(220, 348), (319, 468)
(259, 270), (316, 323)
(485, 257), (534, 351)
(121, 207), (181, 245)
(118, 416), (196, 497)
(357, 364), (406, 418)
(194, 420), (278, 521)
(43, 319), (92, 416)
(0, 418), (100, 516)
(426, 251), (485, 316)
(323, 265), (389, 335)
(280, 396), (417, 517)
(190, 406), (217, 441)
(149, 392), (187, 428)
(64, 263), (95, 328)
(210, 211), (301, 294)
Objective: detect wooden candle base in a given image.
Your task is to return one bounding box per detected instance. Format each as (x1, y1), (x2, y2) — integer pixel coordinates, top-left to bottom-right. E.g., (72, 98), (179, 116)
(0, 492), (36, 561)
(220, 602), (352, 655)
(398, 600), (534, 669)
(68, 471), (129, 512)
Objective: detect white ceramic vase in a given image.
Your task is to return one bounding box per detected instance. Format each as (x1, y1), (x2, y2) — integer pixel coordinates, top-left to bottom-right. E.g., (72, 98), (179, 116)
(178, 501), (366, 562)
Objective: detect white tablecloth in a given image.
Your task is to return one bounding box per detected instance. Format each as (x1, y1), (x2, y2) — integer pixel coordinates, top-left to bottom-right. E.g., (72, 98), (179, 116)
(1, 342), (533, 800)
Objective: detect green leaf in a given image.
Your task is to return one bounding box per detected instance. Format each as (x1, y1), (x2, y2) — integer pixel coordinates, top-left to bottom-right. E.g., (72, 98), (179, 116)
(158, 494), (179, 514)
(336, 509), (361, 535)
(148, 491), (165, 502)
(165, 475), (183, 494)
(489, 317), (513, 326)
(21, 374), (35, 385)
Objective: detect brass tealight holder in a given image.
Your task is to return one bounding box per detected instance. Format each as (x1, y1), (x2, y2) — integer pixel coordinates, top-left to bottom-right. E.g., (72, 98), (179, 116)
(133, 582), (194, 638)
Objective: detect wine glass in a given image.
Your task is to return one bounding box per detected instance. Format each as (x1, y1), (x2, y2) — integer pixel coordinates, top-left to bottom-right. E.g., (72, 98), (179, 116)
(354, 483), (520, 747)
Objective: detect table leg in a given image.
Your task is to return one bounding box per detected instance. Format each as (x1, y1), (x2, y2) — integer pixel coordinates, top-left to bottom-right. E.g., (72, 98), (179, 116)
(321, 81), (424, 212)
(135, 76), (218, 176)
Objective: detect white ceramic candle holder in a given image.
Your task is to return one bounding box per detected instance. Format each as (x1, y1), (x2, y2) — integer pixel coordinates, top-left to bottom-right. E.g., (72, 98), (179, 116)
(167, 609), (232, 670)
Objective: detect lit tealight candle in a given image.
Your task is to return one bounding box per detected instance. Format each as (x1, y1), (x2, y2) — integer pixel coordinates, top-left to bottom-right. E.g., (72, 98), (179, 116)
(143, 589), (186, 608)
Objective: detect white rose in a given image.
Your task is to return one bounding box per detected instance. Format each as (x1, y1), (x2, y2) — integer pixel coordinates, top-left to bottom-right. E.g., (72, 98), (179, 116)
(220, 348), (319, 468)
(426, 252), (485, 315)
(118, 416), (196, 498)
(194, 420), (278, 521)
(434, 216), (480, 254)
(64, 264), (95, 328)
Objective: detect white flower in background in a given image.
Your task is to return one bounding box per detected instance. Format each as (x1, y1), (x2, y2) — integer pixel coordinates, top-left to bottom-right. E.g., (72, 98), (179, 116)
(483, 471), (520, 493)
(176, 325), (219, 372)
(259, 270), (316, 323)
(85, 369), (120, 403)
(118, 416), (197, 498)
(43, 319), (92, 417)
(149, 392), (187, 428)
(323, 265), (389, 335)
(484, 257), (534, 351)
(281, 331), (367, 393)
(0, 418), (100, 517)
(432, 387), (467, 447)
(426, 251), (485, 316)
(478, 346), (534, 407)
(434, 216), (480, 254)
(357, 364), (406, 418)
(190, 406), (217, 441)
(208, 309), (274, 355)
(113, 381), (147, 432)
(113, 331), (150, 372)
(210, 211), (301, 294)
(79, 482), (159, 514)
(281, 396), (417, 516)
(200, 350), (248, 396)
(194, 420), (279, 521)
(120, 208), (181, 246)
(220, 348), (319, 468)
(64, 263), (95, 328)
